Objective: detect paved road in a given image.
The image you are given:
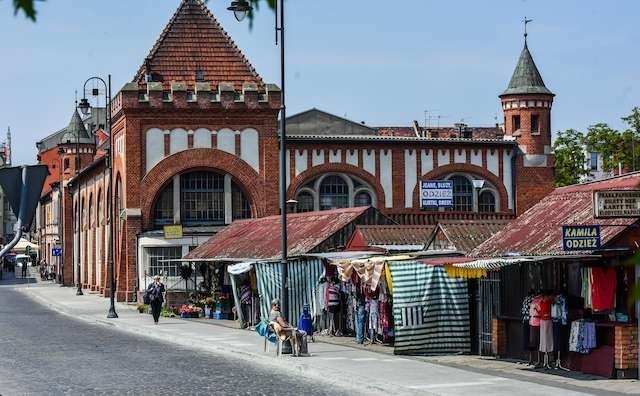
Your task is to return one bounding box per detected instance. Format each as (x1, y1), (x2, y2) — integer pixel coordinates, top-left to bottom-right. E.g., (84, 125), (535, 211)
(0, 286), (346, 395)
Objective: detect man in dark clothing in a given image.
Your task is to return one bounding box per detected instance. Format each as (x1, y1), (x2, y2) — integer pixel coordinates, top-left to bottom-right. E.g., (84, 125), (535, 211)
(147, 275), (166, 324)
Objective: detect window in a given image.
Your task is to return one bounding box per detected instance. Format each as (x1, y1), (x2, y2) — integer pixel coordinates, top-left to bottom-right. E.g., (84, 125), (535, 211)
(186, 91), (196, 102)
(478, 191), (496, 212)
(531, 114), (540, 133)
(354, 191), (372, 207)
(154, 183), (174, 226)
(232, 185), (251, 220)
(296, 191), (314, 213)
(590, 152), (598, 171)
(450, 175), (473, 211)
(319, 175), (349, 210)
(146, 246), (182, 277)
(181, 171), (224, 226)
(64, 158), (70, 170)
(512, 115), (521, 132)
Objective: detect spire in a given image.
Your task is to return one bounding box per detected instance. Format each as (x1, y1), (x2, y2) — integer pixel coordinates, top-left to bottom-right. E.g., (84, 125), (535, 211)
(133, 0), (264, 90)
(501, 22), (553, 97)
(60, 109), (93, 145)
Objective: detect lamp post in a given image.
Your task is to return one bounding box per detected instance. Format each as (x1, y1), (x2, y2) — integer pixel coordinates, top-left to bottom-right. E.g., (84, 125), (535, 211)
(228, 0), (290, 322)
(472, 179), (485, 212)
(71, 104), (84, 297)
(78, 75), (117, 319)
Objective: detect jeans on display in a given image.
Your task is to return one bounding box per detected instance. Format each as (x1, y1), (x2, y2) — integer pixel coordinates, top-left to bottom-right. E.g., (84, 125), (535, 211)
(356, 304), (366, 344)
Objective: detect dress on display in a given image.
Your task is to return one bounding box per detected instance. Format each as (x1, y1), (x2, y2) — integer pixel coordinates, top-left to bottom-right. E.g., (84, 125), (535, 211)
(538, 296), (553, 353)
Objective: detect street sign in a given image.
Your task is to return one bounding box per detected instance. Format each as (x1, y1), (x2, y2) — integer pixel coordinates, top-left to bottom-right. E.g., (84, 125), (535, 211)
(594, 190), (640, 218)
(420, 180), (453, 209)
(52, 247), (62, 257)
(562, 225), (601, 251)
(0, 165), (49, 230)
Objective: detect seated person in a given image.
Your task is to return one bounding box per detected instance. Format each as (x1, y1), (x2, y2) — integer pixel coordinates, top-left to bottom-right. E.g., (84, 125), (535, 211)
(269, 298), (307, 355)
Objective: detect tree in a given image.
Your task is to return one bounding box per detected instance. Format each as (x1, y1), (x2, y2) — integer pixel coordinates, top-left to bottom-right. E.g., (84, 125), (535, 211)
(583, 123), (623, 172)
(621, 107), (640, 172)
(553, 129), (589, 187)
(11, 0), (276, 22)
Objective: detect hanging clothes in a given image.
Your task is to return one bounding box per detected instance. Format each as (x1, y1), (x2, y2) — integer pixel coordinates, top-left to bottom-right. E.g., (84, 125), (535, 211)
(551, 294), (568, 325)
(581, 268), (592, 308)
(590, 267), (617, 311)
(384, 264), (393, 294)
(569, 319), (597, 354)
(521, 295), (533, 323)
(529, 295), (542, 326)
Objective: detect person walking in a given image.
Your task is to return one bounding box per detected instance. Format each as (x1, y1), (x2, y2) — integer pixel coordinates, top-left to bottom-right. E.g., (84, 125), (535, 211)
(146, 275), (166, 324)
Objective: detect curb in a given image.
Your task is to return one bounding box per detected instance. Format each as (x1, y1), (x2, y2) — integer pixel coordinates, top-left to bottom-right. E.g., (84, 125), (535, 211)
(19, 288), (425, 396)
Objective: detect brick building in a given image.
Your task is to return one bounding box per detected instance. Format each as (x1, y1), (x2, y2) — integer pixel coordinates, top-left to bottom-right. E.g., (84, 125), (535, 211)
(36, 0), (555, 301)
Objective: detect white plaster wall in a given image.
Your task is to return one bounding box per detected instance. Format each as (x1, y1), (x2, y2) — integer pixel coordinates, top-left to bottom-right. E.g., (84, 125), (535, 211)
(454, 149), (466, 164)
(487, 150), (499, 176)
(329, 149), (341, 163)
(471, 149), (482, 167)
(169, 128), (188, 154)
(240, 128), (259, 172)
(421, 149), (433, 175)
(346, 149), (358, 166)
(193, 128), (211, 148)
(404, 149), (417, 208)
(295, 150), (307, 176)
(503, 149), (514, 210)
(437, 149), (450, 166)
(380, 150), (393, 208)
(146, 128), (164, 173)
(363, 150), (376, 176)
(312, 149), (324, 167)
(217, 128), (235, 155)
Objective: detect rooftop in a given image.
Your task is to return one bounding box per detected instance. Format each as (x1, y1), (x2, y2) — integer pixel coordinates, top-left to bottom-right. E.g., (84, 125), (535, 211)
(501, 41), (553, 97)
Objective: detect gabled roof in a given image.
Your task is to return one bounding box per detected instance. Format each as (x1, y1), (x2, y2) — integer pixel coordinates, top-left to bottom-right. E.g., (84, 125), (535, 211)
(60, 110), (93, 145)
(429, 220), (510, 254)
(133, 0), (264, 90)
(470, 173), (640, 257)
(186, 207), (392, 260)
(286, 108), (377, 136)
(348, 225), (436, 250)
(501, 41), (553, 96)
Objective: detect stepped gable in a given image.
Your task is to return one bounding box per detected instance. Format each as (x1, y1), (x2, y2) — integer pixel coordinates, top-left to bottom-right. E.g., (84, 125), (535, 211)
(133, 0), (264, 91)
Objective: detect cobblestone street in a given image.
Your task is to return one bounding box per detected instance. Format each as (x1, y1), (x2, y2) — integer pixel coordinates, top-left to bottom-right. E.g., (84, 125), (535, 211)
(0, 285), (344, 395)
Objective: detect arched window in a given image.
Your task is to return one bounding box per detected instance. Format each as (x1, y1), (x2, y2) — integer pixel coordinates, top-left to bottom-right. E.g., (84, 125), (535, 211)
(88, 194), (94, 229)
(478, 190), (496, 212)
(232, 184), (251, 220)
(296, 191), (314, 213)
(450, 175), (473, 211)
(181, 171), (224, 226)
(153, 182), (174, 226)
(97, 190), (103, 225)
(319, 175), (348, 210)
(354, 191), (372, 207)
(116, 177), (124, 234)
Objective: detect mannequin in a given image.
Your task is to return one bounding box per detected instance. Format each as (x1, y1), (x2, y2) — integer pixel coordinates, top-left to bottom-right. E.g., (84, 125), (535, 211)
(529, 291), (543, 367)
(551, 293), (569, 371)
(326, 275), (341, 336)
(521, 290), (535, 364)
(538, 291), (554, 369)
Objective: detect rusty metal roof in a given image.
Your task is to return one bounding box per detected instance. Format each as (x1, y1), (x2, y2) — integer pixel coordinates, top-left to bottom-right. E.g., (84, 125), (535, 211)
(186, 206), (380, 260)
(435, 220), (510, 254)
(470, 173), (640, 258)
(354, 225), (436, 246)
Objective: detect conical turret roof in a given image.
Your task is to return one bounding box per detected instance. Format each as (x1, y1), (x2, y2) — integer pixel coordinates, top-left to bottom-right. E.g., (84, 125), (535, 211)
(501, 42), (553, 97)
(60, 109), (93, 144)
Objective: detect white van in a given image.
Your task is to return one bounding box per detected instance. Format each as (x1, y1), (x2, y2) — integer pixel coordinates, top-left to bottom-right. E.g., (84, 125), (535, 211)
(15, 254), (31, 268)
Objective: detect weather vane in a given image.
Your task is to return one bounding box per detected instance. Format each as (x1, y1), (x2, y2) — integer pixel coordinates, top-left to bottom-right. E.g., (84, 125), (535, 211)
(523, 17), (533, 42)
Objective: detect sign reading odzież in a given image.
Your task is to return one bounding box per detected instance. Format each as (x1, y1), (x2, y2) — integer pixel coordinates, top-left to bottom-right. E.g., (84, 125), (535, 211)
(562, 225), (601, 251)
(420, 180), (453, 209)
(594, 190), (640, 218)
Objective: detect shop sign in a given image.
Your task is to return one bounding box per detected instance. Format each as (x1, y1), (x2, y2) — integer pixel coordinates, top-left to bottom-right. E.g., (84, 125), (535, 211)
(163, 225), (183, 239)
(420, 180), (453, 209)
(562, 225), (600, 251)
(593, 190), (640, 218)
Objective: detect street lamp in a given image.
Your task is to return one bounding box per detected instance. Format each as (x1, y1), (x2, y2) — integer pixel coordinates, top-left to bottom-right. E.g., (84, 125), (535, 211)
(472, 179), (485, 212)
(228, 0), (290, 329)
(79, 75), (118, 319)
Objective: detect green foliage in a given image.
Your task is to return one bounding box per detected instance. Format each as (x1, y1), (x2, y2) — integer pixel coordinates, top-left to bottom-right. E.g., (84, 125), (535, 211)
(583, 123), (623, 172)
(553, 129), (588, 187)
(11, 0), (42, 21)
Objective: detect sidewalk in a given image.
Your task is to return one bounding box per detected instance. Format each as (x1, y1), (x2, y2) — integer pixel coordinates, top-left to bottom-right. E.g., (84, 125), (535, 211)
(16, 284), (639, 395)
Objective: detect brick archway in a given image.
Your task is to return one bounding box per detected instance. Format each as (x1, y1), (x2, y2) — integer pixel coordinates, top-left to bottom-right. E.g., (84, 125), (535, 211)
(412, 164), (510, 212)
(287, 163), (385, 208)
(140, 148), (266, 229)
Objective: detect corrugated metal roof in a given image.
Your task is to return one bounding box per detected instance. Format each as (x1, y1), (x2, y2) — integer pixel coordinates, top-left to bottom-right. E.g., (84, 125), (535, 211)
(437, 220), (510, 254)
(286, 134), (515, 145)
(355, 225), (435, 246)
(470, 173), (640, 258)
(185, 206), (375, 260)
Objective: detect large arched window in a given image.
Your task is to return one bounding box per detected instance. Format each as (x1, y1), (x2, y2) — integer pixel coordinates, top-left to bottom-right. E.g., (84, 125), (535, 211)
(450, 175), (473, 211)
(154, 182), (174, 226)
(296, 191), (314, 213)
(319, 175), (349, 210)
(181, 171), (224, 225)
(478, 190), (496, 212)
(354, 191), (372, 207)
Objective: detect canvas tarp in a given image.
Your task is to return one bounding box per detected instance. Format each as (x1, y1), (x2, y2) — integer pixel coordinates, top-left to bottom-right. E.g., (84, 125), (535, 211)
(254, 258), (324, 327)
(388, 261), (470, 355)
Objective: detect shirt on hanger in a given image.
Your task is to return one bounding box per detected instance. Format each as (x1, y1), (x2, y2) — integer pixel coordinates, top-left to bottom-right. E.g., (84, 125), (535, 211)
(591, 267), (617, 311)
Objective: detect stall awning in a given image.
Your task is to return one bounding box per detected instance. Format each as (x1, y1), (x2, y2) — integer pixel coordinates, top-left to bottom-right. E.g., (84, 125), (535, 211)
(227, 261), (255, 275)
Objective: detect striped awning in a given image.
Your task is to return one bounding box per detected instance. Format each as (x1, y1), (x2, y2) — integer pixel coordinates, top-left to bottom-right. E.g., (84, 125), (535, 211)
(452, 257), (537, 270)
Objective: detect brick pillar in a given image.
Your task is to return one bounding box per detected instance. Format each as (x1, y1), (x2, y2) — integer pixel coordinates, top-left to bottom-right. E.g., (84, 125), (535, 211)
(492, 318), (507, 357)
(615, 325), (638, 378)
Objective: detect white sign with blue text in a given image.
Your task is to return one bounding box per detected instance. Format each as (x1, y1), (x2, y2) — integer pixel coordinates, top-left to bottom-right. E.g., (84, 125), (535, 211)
(420, 180), (453, 209)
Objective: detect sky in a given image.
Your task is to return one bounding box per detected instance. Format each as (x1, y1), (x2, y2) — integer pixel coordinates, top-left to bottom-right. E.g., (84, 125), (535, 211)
(0, 0), (638, 166)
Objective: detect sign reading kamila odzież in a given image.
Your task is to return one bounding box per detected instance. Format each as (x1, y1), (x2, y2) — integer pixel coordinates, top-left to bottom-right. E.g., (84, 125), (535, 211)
(562, 225), (600, 251)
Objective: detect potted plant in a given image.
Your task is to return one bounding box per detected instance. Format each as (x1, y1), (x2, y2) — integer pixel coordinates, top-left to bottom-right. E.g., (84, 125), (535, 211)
(179, 304), (192, 318)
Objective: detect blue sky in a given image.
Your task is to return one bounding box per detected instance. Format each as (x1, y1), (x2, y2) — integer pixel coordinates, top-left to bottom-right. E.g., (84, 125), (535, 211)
(0, 0), (638, 166)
